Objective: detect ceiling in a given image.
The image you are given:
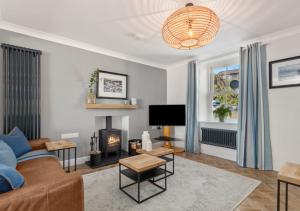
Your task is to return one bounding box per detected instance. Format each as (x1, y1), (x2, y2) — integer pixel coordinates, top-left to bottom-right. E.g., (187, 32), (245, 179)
(0, 0), (300, 68)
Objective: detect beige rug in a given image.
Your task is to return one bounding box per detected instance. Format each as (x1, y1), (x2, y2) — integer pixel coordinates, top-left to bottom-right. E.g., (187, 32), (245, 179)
(83, 156), (260, 211)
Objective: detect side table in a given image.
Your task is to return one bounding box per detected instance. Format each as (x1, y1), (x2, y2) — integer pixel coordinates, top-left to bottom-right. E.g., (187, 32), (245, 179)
(119, 154), (167, 203)
(277, 162), (300, 211)
(137, 147), (175, 180)
(46, 140), (77, 172)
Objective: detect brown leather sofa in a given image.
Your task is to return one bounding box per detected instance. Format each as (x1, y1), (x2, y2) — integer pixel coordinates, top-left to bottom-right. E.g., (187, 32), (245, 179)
(0, 138), (84, 211)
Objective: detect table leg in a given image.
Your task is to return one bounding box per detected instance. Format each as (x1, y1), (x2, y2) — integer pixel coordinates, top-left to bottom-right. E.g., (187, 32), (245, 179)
(277, 180), (280, 211)
(63, 149), (65, 170)
(68, 148), (70, 172)
(138, 173), (141, 203)
(285, 183), (288, 211)
(74, 147), (77, 171)
(165, 163), (167, 190)
(172, 153), (175, 174)
(119, 164), (121, 190)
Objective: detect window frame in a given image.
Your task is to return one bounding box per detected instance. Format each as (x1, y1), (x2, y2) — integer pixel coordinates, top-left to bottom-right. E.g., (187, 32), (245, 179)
(208, 63), (240, 122)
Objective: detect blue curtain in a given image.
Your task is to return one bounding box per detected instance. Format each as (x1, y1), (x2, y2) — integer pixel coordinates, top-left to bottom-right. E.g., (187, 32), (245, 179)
(185, 61), (199, 153)
(237, 43), (273, 170)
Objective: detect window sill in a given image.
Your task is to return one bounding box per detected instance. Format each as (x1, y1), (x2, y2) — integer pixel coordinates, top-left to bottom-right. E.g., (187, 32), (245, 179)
(200, 121), (238, 125)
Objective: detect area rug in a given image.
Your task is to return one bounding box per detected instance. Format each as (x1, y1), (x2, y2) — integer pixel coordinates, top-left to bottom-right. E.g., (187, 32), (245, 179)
(83, 156), (260, 211)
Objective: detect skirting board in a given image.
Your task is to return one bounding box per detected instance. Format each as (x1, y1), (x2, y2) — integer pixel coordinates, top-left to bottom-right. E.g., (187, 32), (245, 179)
(59, 156), (90, 167)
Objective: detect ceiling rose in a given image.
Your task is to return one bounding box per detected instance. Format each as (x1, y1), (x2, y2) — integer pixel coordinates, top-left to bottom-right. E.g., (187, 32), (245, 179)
(162, 3), (220, 50)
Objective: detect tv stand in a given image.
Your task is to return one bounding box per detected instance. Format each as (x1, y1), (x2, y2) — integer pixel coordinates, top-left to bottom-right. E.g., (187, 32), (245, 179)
(154, 136), (176, 141)
(154, 137), (184, 153)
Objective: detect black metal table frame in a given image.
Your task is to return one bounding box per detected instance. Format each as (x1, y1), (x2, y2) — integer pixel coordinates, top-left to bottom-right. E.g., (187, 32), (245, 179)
(277, 179), (300, 211)
(119, 163), (167, 204)
(153, 152), (174, 182)
(56, 147), (77, 172)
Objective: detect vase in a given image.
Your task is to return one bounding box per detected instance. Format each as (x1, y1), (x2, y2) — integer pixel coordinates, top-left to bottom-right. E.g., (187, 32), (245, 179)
(219, 117), (225, 122)
(142, 131), (152, 151)
(87, 89), (96, 104)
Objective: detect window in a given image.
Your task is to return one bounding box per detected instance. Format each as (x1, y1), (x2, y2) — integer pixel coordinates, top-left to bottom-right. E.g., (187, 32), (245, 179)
(209, 64), (240, 121)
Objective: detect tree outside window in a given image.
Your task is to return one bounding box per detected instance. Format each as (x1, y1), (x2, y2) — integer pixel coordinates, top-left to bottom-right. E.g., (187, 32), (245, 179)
(211, 64), (240, 121)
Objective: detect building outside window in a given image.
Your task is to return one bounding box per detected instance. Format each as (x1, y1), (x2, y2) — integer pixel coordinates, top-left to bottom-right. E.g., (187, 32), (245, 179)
(209, 64), (240, 121)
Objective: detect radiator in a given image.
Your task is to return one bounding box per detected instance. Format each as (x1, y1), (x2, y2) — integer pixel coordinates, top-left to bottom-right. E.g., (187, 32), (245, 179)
(201, 127), (237, 149)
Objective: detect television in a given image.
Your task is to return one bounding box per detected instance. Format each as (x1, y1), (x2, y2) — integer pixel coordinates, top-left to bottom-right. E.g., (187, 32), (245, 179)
(149, 105), (186, 126)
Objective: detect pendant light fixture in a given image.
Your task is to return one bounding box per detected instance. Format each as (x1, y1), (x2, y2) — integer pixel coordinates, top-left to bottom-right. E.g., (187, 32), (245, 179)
(162, 3), (220, 50)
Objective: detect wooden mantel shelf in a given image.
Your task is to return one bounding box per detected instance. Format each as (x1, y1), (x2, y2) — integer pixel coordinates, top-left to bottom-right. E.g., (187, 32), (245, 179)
(86, 103), (138, 109)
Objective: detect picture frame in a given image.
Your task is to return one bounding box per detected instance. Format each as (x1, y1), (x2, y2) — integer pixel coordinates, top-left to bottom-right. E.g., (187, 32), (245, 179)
(96, 70), (128, 99)
(269, 56), (300, 89)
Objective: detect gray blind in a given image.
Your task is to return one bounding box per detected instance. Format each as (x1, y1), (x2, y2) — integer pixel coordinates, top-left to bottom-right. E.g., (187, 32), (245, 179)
(2, 43), (42, 139)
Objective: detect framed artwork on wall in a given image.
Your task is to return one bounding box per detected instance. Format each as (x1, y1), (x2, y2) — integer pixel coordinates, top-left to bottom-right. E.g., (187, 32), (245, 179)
(269, 56), (300, 89)
(96, 71), (128, 99)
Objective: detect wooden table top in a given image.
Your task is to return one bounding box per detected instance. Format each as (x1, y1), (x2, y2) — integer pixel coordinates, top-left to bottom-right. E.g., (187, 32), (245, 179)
(45, 140), (76, 151)
(136, 147), (174, 157)
(119, 154), (166, 173)
(278, 162), (300, 185)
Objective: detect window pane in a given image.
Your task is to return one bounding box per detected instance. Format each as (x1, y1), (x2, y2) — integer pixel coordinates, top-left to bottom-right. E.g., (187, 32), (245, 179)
(211, 64), (240, 121)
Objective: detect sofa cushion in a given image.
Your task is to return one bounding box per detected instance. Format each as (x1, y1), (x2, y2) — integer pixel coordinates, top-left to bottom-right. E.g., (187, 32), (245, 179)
(0, 140), (17, 168)
(17, 149), (56, 163)
(0, 164), (24, 193)
(0, 134), (32, 158)
(17, 157), (65, 186)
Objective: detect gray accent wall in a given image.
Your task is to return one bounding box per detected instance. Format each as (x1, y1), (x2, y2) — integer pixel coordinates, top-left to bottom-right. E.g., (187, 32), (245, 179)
(0, 29), (167, 157)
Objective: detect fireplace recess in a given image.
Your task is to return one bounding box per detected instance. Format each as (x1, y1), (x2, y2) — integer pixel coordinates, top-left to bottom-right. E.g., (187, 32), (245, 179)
(99, 116), (122, 158)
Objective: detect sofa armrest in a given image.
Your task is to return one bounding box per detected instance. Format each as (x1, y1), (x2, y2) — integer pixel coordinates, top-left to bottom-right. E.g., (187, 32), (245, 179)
(0, 173), (84, 211)
(29, 138), (50, 150)
(47, 173), (84, 211)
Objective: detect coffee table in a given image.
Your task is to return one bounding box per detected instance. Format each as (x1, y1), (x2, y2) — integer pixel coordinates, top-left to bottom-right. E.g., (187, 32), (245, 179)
(45, 140), (77, 172)
(137, 147), (175, 180)
(119, 154), (167, 203)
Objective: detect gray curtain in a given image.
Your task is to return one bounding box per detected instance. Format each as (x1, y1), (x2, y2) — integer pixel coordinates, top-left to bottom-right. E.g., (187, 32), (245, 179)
(237, 42), (273, 170)
(185, 61), (199, 153)
(2, 43), (42, 139)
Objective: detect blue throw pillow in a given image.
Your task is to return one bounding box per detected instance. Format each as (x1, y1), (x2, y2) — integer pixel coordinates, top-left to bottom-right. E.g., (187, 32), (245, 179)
(9, 127), (27, 138)
(0, 134), (32, 158)
(0, 140), (17, 168)
(0, 164), (24, 193)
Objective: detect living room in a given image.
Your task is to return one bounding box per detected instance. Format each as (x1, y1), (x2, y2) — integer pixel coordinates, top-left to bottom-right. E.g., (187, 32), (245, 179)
(0, 0), (300, 210)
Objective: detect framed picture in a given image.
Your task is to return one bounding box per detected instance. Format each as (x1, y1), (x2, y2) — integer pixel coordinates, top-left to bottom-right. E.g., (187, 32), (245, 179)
(269, 56), (300, 89)
(96, 71), (128, 99)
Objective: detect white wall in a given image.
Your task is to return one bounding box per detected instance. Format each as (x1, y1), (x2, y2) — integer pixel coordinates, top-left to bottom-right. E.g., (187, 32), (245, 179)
(267, 33), (300, 171)
(167, 33), (300, 170)
(167, 63), (187, 147)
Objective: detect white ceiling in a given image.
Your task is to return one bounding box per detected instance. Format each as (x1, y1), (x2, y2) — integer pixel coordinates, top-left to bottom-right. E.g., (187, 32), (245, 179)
(0, 0), (300, 68)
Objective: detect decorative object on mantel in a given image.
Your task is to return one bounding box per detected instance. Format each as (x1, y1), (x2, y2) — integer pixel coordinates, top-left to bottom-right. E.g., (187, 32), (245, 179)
(269, 55), (300, 89)
(142, 131), (152, 152)
(97, 70), (128, 99)
(130, 98), (137, 105)
(213, 104), (232, 122)
(86, 103), (138, 109)
(87, 68), (100, 104)
(162, 3), (219, 50)
(122, 100), (129, 105)
(90, 132), (101, 167)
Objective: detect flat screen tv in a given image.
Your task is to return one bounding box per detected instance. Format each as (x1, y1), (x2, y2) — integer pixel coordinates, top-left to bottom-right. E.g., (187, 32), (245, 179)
(149, 105), (186, 126)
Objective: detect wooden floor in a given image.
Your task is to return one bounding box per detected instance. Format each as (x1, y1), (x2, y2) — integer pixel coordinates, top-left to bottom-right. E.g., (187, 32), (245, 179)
(76, 152), (300, 211)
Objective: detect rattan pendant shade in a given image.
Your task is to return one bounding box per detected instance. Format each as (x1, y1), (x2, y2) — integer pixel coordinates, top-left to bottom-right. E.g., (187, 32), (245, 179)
(162, 3), (220, 50)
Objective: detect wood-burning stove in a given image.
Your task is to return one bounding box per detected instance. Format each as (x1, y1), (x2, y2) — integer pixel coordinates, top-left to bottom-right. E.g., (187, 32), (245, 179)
(99, 116), (122, 157)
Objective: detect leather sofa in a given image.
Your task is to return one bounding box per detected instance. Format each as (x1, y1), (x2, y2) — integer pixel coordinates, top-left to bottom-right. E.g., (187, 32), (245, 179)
(0, 138), (84, 211)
